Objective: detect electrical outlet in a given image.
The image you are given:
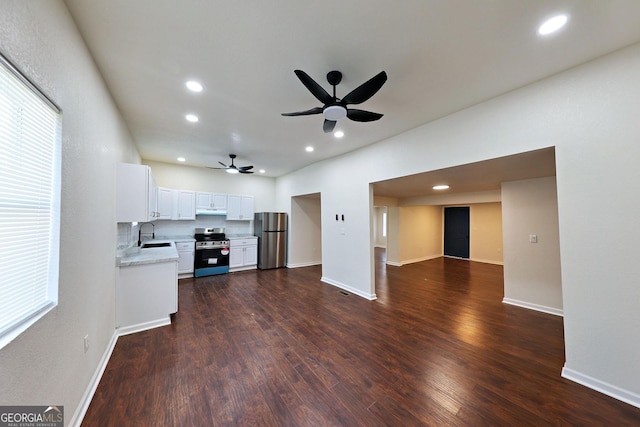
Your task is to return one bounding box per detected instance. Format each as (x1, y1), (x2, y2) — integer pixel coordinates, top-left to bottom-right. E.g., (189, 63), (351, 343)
(84, 334), (89, 353)
(529, 234), (538, 243)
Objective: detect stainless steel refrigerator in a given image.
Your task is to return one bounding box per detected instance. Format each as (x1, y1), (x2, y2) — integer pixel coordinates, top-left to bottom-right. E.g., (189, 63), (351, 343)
(254, 212), (287, 269)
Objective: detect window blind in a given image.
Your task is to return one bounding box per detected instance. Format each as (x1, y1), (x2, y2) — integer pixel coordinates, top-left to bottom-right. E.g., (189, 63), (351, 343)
(0, 54), (61, 348)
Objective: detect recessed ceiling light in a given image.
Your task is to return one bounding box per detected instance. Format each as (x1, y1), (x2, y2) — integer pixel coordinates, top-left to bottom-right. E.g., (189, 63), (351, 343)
(537, 14), (568, 36)
(177, 157), (186, 162)
(305, 146), (314, 152)
(334, 130), (344, 138)
(185, 114), (199, 123)
(259, 169), (266, 174)
(433, 185), (450, 190)
(185, 80), (203, 92)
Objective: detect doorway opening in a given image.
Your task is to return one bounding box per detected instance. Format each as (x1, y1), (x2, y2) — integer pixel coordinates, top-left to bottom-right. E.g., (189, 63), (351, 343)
(290, 193), (322, 268)
(444, 206), (470, 259)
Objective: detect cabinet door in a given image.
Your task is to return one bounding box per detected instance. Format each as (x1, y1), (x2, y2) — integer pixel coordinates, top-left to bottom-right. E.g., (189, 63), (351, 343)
(226, 195), (241, 220)
(244, 244), (258, 265)
(176, 190), (196, 220)
(116, 163), (158, 222)
(177, 250), (195, 273)
(240, 195), (254, 220)
(229, 246), (244, 268)
(147, 171), (158, 221)
(195, 192), (213, 210)
(157, 187), (173, 220)
(227, 195), (253, 220)
(212, 193), (227, 210)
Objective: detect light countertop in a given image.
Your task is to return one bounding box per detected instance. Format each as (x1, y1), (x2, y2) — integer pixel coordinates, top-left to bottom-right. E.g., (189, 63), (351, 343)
(117, 240), (179, 267)
(227, 234), (257, 239)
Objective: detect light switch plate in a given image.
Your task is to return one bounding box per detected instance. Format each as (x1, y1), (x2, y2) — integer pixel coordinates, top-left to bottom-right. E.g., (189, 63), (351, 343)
(529, 234), (538, 243)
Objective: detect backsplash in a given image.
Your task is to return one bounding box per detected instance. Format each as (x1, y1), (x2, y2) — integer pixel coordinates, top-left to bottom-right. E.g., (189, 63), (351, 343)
(152, 217), (253, 237)
(117, 218), (253, 250)
(117, 223), (135, 250)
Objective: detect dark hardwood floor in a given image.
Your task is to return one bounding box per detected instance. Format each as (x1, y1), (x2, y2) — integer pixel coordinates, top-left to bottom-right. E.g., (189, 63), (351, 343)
(83, 249), (640, 426)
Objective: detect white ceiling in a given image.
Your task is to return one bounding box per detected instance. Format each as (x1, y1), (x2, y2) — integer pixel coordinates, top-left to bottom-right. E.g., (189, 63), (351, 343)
(64, 1), (640, 191)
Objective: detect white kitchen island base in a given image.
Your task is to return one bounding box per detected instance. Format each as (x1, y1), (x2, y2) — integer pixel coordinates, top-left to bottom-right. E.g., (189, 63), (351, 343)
(116, 260), (178, 333)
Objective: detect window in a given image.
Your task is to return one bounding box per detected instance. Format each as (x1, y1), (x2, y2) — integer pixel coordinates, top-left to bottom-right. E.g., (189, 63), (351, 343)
(0, 53), (61, 349)
(382, 212), (387, 237)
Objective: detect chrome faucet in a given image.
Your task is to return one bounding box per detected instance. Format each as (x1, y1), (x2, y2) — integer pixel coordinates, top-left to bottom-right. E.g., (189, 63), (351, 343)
(138, 222), (155, 246)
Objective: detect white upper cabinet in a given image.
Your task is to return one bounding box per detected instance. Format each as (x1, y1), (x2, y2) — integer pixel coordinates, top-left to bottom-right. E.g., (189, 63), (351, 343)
(174, 190), (196, 220)
(157, 188), (195, 220)
(157, 187), (173, 220)
(116, 163), (159, 222)
(195, 192), (227, 215)
(226, 194), (254, 220)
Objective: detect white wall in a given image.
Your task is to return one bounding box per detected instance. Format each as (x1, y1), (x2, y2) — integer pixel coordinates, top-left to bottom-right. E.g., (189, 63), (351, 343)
(143, 160), (276, 213)
(393, 205), (442, 265)
(469, 202), (503, 265)
(0, 1), (138, 424)
(502, 177), (562, 315)
(276, 43), (640, 405)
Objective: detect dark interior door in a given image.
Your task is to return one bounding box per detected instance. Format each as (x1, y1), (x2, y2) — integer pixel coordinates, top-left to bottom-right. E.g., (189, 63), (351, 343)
(444, 207), (470, 259)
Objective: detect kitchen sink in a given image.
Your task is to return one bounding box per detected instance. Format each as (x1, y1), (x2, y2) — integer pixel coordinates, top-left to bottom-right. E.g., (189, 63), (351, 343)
(141, 242), (171, 249)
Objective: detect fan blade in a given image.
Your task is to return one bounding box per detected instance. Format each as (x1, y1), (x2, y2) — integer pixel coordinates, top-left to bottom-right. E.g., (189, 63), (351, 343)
(323, 119), (337, 133)
(341, 71), (387, 105)
(218, 161), (229, 168)
(294, 70), (333, 105)
(347, 109), (383, 122)
(239, 169), (254, 174)
(239, 165), (254, 171)
(281, 106), (324, 117)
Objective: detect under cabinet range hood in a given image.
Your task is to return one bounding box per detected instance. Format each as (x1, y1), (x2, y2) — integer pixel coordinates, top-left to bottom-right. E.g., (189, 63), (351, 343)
(195, 208), (226, 216)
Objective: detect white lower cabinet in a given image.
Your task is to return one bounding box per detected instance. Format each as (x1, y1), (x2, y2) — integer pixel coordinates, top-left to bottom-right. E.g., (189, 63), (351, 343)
(229, 237), (258, 271)
(176, 241), (195, 277)
(117, 260), (178, 334)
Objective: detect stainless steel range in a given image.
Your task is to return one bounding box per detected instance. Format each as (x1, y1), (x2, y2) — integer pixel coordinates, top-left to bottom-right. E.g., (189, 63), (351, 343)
(194, 228), (230, 277)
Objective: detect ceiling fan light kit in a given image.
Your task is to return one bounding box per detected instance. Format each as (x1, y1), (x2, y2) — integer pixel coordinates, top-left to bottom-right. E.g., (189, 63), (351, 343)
(323, 105), (347, 121)
(282, 69), (387, 133)
(207, 153), (254, 174)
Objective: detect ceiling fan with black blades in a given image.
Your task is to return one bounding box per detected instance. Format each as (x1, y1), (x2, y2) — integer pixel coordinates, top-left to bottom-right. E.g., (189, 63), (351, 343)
(207, 154), (254, 174)
(282, 69), (387, 133)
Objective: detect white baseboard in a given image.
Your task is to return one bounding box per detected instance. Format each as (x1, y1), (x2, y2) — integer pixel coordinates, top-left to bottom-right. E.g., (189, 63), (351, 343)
(287, 260), (322, 268)
(562, 366), (640, 409)
(470, 258), (504, 266)
(229, 265), (257, 273)
(321, 276), (377, 300)
(502, 298), (563, 317)
(70, 316), (173, 426)
(386, 254), (441, 267)
(69, 331), (119, 427)
(116, 317), (171, 336)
